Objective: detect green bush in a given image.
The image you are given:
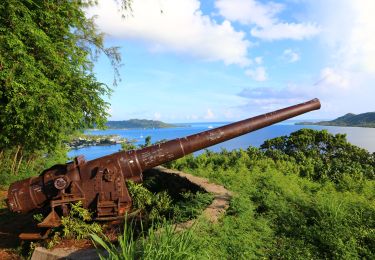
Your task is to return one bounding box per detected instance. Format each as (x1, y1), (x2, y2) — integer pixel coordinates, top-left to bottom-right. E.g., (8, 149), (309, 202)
(0, 145), (67, 188)
(91, 220), (199, 260)
(260, 129), (375, 182)
(126, 181), (213, 223)
(166, 129), (375, 259)
(60, 201), (102, 240)
(36, 201), (104, 248)
(172, 192), (214, 222)
(126, 181), (173, 222)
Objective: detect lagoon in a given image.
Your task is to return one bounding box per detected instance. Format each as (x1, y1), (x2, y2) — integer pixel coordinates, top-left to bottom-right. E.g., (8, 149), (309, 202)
(68, 122), (375, 160)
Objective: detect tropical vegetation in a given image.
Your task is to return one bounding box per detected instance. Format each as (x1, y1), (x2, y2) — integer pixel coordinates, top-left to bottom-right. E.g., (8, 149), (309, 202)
(90, 129), (375, 259)
(0, 1), (374, 259)
(0, 0), (131, 182)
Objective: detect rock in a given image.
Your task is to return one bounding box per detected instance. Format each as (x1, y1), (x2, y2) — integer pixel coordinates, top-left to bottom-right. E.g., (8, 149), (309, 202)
(31, 247), (105, 260)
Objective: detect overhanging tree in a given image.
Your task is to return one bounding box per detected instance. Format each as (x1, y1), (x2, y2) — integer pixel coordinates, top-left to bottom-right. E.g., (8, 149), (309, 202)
(0, 0), (130, 156)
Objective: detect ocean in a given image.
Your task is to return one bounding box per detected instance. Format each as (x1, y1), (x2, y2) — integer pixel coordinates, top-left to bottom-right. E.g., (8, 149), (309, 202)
(68, 122), (375, 160)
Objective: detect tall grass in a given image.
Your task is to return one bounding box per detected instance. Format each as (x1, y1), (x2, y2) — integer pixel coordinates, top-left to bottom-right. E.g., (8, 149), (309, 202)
(166, 146), (375, 259)
(91, 143), (374, 258)
(91, 220), (198, 260)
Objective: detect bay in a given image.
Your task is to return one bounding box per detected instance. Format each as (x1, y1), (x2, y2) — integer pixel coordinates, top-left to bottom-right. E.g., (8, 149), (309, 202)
(68, 122), (375, 160)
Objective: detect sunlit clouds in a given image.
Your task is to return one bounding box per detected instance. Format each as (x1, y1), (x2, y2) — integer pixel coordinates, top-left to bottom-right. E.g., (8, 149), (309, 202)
(88, 0), (375, 121)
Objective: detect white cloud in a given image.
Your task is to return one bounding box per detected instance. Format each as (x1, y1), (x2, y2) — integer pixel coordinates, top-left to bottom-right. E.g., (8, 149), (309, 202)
(153, 112), (162, 120)
(238, 0), (375, 117)
(282, 49), (300, 63)
(237, 83), (320, 115)
(239, 85), (308, 100)
(245, 67), (267, 81)
(237, 66), (369, 118)
(297, 0), (375, 117)
(240, 68), (351, 109)
(186, 114), (199, 121)
(310, 0), (375, 73)
(216, 0), (320, 41)
(316, 68), (349, 89)
(204, 108), (215, 119)
(251, 22), (320, 41)
(215, 0), (283, 28)
(87, 0), (251, 66)
(254, 56), (263, 64)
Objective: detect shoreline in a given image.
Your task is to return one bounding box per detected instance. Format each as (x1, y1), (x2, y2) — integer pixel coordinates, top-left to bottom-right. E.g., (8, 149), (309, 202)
(296, 122), (375, 128)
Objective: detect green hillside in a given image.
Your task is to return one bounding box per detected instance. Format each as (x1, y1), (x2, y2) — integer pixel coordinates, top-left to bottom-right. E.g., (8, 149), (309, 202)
(297, 112), (375, 127)
(106, 119), (177, 129)
(91, 129), (375, 259)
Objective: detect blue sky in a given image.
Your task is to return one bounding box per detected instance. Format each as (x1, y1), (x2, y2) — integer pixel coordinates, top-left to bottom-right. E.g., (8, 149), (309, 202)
(87, 0), (375, 122)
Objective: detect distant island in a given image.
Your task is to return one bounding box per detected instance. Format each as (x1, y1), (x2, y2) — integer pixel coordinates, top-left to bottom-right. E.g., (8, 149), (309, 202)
(105, 119), (179, 129)
(297, 112), (375, 128)
(66, 134), (127, 149)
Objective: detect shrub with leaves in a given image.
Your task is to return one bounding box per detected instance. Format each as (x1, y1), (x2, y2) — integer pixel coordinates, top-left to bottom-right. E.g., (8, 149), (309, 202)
(260, 129), (375, 182)
(127, 181), (173, 222)
(121, 142), (137, 151)
(173, 192), (214, 222)
(127, 180), (213, 223)
(166, 129), (375, 258)
(0, 0), (132, 153)
(127, 180), (154, 210)
(91, 220), (198, 260)
(60, 201), (102, 240)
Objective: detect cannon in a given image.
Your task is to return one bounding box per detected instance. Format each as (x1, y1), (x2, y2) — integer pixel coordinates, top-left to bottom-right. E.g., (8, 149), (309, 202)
(7, 99), (320, 239)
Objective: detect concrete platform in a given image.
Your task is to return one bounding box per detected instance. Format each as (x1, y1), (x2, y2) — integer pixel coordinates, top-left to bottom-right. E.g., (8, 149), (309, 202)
(31, 246), (104, 260)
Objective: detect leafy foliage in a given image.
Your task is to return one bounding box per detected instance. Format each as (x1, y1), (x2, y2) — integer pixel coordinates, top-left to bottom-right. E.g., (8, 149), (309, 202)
(127, 180), (175, 223)
(0, 144), (67, 187)
(35, 201), (103, 248)
(121, 141), (137, 151)
(127, 181), (212, 223)
(32, 213), (43, 223)
(60, 201), (102, 240)
(0, 0), (122, 153)
(127, 181), (154, 210)
(0, 0), (131, 186)
(172, 192), (214, 223)
(166, 129), (375, 259)
(139, 136), (152, 148)
(91, 220), (199, 260)
(260, 129), (375, 182)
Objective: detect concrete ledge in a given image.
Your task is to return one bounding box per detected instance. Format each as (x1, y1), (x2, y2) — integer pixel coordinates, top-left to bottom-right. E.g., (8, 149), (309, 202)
(31, 247), (103, 260)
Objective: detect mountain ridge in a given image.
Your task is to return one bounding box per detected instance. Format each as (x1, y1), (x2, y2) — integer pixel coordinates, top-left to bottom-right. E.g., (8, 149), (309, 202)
(105, 119), (178, 129)
(296, 112), (375, 128)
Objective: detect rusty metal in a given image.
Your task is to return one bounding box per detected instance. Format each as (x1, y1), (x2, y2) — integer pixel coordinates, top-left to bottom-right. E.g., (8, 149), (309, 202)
(6, 98), (320, 238)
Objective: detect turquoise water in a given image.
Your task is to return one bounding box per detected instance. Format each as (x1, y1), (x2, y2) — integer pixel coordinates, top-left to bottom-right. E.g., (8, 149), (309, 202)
(68, 122), (375, 160)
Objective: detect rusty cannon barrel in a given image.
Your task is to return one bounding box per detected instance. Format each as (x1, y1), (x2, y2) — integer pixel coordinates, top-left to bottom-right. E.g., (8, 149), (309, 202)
(7, 99), (320, 225)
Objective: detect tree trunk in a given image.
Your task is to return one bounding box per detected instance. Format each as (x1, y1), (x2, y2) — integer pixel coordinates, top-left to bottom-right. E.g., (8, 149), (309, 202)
(15, 153), (24, 176)
(11, 146), (21, 175)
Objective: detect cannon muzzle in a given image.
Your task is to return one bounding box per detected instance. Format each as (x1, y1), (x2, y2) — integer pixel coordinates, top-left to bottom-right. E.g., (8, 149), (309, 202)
(124, 98), (321, 171)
